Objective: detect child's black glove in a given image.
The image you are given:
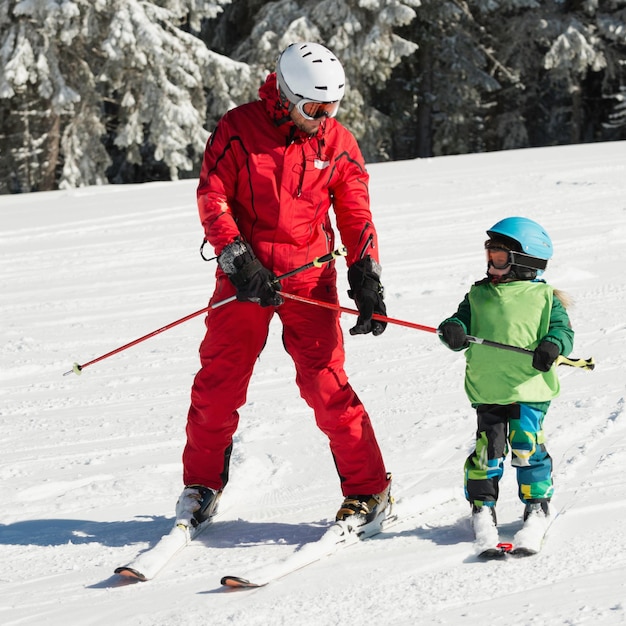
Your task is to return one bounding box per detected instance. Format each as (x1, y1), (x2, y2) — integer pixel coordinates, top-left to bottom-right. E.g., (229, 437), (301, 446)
(532, 340), (560, 371)
(438, 321), (469, 350)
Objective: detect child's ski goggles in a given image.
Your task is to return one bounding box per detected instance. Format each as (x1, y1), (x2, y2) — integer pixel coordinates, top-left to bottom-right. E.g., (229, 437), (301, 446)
(485, 243), (547, 271)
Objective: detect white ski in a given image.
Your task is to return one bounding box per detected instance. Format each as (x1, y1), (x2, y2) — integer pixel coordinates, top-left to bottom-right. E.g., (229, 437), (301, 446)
(114, 520), (211, 581)
(219, 489), (458, 589)
(220, 514), (393, 588)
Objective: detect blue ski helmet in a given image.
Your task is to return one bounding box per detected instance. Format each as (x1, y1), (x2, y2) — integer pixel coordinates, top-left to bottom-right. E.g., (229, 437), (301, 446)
(487, 217), (553, 260)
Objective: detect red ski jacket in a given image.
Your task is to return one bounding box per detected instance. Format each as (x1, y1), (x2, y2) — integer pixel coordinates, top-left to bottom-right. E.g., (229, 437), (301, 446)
(197, 73), (380, 284)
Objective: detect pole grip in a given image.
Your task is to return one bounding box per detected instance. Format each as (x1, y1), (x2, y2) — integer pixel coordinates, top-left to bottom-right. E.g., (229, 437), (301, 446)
(312, 245), (348, 267)
(277, 246), (347, 280)
(555, 355), (595, 370)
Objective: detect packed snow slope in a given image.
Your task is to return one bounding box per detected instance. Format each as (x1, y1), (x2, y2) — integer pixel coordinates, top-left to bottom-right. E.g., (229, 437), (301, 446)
(2, 142), (626, 625)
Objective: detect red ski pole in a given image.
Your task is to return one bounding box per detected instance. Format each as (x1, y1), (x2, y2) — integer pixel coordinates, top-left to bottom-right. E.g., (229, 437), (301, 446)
(280, 292), (595, 370)
(64, 246), (347, 376)
(281, 291), (438, 334)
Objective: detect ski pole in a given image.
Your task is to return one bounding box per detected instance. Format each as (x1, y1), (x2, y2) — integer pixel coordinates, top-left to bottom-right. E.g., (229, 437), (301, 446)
(280, 292), (595, 371)
(282, 291), (439, 334)
(63, 246), (347, 376)
(467, 336), (595, 370)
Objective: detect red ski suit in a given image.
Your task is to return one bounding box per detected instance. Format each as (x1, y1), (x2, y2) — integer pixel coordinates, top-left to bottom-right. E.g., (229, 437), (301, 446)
(183, 73), (389, 497)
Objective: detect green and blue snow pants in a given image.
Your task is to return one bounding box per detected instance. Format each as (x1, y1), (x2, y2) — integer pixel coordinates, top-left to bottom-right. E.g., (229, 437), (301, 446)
(464, 402), (553, 508)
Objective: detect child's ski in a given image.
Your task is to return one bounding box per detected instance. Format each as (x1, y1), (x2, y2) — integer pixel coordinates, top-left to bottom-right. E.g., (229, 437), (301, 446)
(477, 542), (512, 560)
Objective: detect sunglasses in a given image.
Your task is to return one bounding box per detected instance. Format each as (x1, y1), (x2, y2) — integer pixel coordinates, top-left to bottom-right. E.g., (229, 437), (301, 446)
(295, 99), (340, 121)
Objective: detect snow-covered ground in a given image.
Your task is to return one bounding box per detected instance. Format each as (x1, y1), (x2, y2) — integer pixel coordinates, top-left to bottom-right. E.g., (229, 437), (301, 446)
(2, 142), (625, 625)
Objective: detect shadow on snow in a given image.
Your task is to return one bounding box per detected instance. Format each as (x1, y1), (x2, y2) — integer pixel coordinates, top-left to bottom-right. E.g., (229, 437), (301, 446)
(0, 516), (331, 549)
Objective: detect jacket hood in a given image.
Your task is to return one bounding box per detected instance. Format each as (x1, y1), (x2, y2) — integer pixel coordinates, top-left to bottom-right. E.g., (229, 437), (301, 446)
(259, 72), (326, 141)
(259, 72), (292, 125)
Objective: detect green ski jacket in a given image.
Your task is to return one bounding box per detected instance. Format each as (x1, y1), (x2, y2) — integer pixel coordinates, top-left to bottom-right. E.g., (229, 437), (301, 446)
(442, 279), (574, 405)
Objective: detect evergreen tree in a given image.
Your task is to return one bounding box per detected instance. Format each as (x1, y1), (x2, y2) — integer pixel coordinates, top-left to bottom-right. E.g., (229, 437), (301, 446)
(0, 0), (108, 192)
(487, 0), (626, 147)
(200, 0), (421, 162)
(1, 0), (625, 193)
(390, 0), (626, 157)
(98, 0), (215, 184)
(388, 0), (508, 158)
(0, 0), (228, 193)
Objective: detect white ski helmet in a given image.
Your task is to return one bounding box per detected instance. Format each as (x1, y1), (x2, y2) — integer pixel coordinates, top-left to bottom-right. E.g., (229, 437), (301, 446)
(276, 42), (345, 117)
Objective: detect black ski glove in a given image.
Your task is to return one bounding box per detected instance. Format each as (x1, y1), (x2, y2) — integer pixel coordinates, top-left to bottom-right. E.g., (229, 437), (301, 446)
(438, 321), (469, 350)
(218, 238), (283, 307)
(347, 257), (387, 336)
(532, 339), (560, 372)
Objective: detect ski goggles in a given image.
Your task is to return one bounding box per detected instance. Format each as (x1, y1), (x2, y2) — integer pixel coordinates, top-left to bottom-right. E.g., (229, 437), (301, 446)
(295, 99), (340, 121)
(485, 243), (548, 271)
(485, 245), (512, 270)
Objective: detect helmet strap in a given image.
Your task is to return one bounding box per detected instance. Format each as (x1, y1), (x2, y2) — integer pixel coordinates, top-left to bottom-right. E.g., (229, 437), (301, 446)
(277, 87), (294, 110)
(487, 264), (512, 280)
(487, 265), (537, 283)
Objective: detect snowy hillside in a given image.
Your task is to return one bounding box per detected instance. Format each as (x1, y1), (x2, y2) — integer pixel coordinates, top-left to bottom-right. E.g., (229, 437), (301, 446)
(1, 142), (625, 625)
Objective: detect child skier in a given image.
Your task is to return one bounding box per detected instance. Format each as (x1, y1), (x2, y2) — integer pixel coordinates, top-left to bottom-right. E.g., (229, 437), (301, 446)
(438, 217), (574, 556)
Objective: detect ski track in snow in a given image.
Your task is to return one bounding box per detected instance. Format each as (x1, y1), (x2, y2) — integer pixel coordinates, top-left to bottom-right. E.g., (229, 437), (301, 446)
(1, 143), (626, 625)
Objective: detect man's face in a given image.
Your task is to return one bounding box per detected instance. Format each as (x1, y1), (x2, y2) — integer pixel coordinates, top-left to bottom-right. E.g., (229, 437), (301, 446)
(289, 106), (325, 135)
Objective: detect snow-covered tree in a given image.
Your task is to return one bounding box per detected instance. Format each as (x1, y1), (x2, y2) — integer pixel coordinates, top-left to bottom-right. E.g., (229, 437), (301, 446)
(0, 0), (108, 192)
(491, 1), (626, 146)
(605, 86), (626, 128)
(1, 0), (625, 193)
(0, 0), (229, 193)
(99, 0), (217, 183)
(385, 0), (509, 157)
(199, 0), (421, 161)
(392, 0), (626, 157)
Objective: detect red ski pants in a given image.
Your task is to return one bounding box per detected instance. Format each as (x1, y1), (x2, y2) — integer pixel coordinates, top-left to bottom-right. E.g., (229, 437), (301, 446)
(182, 275), (389, 496)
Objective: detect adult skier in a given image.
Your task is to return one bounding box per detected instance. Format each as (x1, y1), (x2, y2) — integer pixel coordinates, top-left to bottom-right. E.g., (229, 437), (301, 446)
(175, 42), (391, 532)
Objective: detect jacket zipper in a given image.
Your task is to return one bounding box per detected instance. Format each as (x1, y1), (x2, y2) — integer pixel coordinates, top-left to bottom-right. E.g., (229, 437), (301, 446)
(358, 228), (374, 260)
